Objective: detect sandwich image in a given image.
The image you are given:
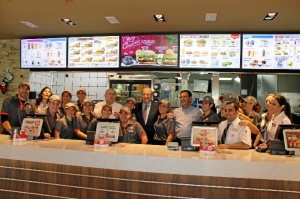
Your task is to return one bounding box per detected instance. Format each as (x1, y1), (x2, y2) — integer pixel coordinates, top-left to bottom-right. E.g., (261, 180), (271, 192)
(162, 49), (178, 65)
(136, 49), (157, 64)
(197, 39), (206, 47)
(183, 39), (193, 47)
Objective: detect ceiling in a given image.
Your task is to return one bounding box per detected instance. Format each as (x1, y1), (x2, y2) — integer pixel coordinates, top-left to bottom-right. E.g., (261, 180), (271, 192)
(0, 0), (299, 39)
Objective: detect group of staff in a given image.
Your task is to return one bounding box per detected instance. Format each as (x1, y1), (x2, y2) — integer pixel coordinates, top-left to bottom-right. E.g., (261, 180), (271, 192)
(0, 82), (292, 149)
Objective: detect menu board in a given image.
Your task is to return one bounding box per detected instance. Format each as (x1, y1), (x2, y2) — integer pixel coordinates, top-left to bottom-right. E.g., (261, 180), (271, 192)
(120, 34), (178, 68)
(68, 36), (119, 68)
(242, 34), (300, 70)
(179, 34), (241, 69)
(21, 38), (67, 69)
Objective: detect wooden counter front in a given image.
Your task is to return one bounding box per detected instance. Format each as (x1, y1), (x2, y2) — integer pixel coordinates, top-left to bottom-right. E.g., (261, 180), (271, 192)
(0, 135), (299, 199)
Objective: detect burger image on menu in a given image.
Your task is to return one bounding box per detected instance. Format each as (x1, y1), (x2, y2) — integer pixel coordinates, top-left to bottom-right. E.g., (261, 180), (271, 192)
(136, 47), (157, 65)
(162, 49), (178, 65)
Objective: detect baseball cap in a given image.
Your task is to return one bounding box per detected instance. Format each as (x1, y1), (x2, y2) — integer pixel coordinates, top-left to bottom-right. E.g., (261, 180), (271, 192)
(159, 99), (170, 107)
(216, 101), (230, 108)
(200, 96), (214, 104)
(19, 82), (30, 90)
(102, 104), (112, 111)
(243, 96), (257, 105)
(77, 87), (86, 94)
(126, 97), (136, 104)
(49, 95), (61, 102)
(65, 103), (78, 111)
(222, 93), (239, 103)
(83, 98), (93, 106)
(119, 106), (131, 114)
(62, 90), (72, 96)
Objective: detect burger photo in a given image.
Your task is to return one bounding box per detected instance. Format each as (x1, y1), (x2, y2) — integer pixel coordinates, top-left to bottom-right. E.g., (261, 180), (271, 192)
(162, 49), (178, 65)
(136, 49), (157, 65)
(197, 39), (206, 47)
(183, 39), (193, 47)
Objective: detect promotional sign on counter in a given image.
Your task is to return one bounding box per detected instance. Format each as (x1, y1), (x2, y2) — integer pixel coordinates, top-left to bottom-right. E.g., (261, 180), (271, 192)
(242, 34), (300, 70)
(21, 38), (67, 69)
(68, 36), (119, 68)
(179, 34), (241, 69)
(120, 34), (178, 68)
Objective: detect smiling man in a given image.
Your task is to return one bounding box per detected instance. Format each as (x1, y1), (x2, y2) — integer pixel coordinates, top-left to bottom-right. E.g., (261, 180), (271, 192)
(173, 90), (201, 144)
(218, 101), (251, 150)
(0, 82), (35, 135)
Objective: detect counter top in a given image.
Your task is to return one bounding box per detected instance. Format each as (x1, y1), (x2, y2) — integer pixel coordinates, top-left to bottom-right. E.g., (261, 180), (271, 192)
(0, 135), (299, 181)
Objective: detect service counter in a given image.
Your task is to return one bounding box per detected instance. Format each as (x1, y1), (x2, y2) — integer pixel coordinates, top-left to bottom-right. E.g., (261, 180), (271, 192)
(0, 135), (299, 199)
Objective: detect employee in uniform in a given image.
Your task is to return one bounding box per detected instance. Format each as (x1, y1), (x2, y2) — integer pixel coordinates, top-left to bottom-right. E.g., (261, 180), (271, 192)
(1, 82), (35, 135)
(119, 106), (148, 144)
(199, 96), (220, 123)
(76, 87), (87, 113)
(37, 95), (62, 138)
(88, 104), (113, 132)
(55, 103), (77, 139)
(74, 98), (95, 139)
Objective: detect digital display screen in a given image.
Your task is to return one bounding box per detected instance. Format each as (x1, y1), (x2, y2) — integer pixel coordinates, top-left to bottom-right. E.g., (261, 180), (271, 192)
(21, 38), (67, 69)
(179, 34), (241, 69)
(68, 36), (119, 68)
(120, 34), (178, 68)
(242, 34), (300, 70)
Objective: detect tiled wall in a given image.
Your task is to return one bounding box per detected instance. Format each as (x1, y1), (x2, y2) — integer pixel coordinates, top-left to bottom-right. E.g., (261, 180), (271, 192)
(29, 71), (112, 101)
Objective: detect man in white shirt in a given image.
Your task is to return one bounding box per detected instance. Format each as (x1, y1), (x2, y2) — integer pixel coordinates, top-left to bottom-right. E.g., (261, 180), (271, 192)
(94, 88), (122, 118)
(218, 101), (251, 150)
(173, 90), (201, 144)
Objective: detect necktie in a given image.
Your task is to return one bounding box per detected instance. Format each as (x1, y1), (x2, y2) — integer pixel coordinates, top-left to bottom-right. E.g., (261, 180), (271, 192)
(143, 104), (148, 124)
(221, 122), (231, 144)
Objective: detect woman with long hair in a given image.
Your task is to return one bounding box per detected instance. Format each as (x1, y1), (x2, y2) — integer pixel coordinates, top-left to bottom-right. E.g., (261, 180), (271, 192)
(34, 86), (52, 113)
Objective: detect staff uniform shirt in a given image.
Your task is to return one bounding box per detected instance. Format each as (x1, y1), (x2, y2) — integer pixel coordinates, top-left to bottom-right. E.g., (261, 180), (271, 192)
(76, 100), (84, 113)
(200, 111), (220, 123)
(118, 120), (147, 144)
(218, 117), (252, 147)
(173, 106), (201, 137)
(55, 116), (76, 139)
(153, 116), (175, 142)
(260, 111), (291, 142)
(0, 94), (34, 130)
(94, 101), (123, 118)
(37, 108), (61, 137)
(74, 114), (95, 135)
(248, 111), (261, 126)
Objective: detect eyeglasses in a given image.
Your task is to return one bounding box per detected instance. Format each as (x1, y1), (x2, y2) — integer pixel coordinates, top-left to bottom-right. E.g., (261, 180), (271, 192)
(179, 96), (189, 99)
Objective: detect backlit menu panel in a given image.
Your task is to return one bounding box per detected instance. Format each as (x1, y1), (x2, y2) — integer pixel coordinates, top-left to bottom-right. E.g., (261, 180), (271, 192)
(242, 34), (300, 70)
(68, 36), (119, 68)
(179, 34), (241, 69)
(21, 38), (67, 69)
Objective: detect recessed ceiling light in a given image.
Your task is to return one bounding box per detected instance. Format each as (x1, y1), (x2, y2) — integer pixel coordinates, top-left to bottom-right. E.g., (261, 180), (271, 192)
(60, 18), (77, 26)
(105, 16), (120, 24)
(205, 13), (217, 21)
(263, 12), (279, 21)
(153, 14), (166, 22)
(20, 21), (38, 28)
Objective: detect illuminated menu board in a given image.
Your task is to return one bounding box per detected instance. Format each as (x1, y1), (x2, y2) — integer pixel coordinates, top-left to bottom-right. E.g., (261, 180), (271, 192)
(120, 34), (178, 68)
(21, 38), (67, 69)
(242, 34), (300, 70)
(179, 34), (241, 69)
(68, 36), (119, 68)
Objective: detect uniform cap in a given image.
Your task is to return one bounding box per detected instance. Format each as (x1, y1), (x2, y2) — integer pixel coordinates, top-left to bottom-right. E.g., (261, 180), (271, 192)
(159, 99), (170, 107)
(200, 96), (214, 104)
(126, 97), (136, 104)
(243, 96), (257, 105)
(49, 95), (61, 102)
(83, 98), (93, 106)
(223, 93), (239, 103)
(62, 90), (72, 96)
(120, 106), (131, 114)
(65, 103), (78, 111)
(102, 104), (112, 111)
(19, 82), (30, 90)
(77, 87), (86, 94)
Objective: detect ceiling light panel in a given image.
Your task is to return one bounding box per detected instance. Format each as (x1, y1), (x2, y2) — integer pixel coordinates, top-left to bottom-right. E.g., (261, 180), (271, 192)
(153, 14), (166, 22)
(263, 12), (279, 21)
(105, 16), (120, 24)
(205, 13), (217, 21)
(20, 21), (38, 28)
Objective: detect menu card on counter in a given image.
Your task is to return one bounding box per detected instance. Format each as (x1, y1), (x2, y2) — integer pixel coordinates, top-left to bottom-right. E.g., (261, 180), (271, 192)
(68, 36), (119, 68)
(242, 34), (300, 70)
(120, 34), (178, 68)
(21, 38), (67, 69)
(179, 34), (241, 69)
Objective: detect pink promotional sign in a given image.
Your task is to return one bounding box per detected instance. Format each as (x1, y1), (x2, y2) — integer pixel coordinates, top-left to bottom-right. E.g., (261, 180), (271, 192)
(120, 34), (178, 68)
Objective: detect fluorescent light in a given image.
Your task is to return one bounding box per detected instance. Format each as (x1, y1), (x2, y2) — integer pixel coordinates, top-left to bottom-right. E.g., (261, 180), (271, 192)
(220, 77), (233, 81)
(105, 16), (120, 24)
(20, 21), (38, 28)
